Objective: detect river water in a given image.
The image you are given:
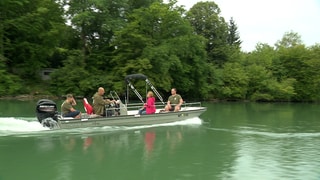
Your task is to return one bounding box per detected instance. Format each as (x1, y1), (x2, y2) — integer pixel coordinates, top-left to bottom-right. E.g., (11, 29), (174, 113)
(0, 100), (320, 180)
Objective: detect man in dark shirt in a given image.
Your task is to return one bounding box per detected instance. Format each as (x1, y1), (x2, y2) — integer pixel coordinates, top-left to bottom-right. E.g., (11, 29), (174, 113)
(165, 88), (183, 112)
(61, 94), (81, 118)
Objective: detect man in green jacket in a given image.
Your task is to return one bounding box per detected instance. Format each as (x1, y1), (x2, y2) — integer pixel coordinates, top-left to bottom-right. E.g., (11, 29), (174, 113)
(92, 87), (115, 116)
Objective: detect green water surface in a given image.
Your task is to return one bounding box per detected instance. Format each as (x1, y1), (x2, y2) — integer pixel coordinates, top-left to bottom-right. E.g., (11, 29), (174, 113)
(0, 101), (320, 180)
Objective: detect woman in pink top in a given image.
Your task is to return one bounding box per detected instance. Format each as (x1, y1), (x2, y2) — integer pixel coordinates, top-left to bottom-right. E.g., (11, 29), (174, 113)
(138, 91), (156, 115)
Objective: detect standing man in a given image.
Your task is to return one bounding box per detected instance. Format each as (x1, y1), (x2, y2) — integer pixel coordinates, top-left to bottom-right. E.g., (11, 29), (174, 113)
(92, 87), (115, 116)
(165, 88), (183, 112)
(61, 94), (81, 118)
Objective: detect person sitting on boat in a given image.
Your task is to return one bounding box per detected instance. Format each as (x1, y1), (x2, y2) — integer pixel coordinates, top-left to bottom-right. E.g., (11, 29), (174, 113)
(138, 91), (156, 115)
(92, 87), (116, 116)
(61, 94), (81, 118)
(165, 88), (183, 112)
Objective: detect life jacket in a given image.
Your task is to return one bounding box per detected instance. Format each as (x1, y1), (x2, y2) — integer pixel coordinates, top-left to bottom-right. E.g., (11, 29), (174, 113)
(83, 98), (93, 115)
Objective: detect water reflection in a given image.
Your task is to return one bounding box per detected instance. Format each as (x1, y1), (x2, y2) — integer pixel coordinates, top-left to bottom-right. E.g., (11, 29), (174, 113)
(45, 126), (187, 171)
(2, 101), (320, 179)
(201, 102), (320, 133)
(228, 130), (320, 179)
(142, 127), (184, 160)
(32, 125), (189, 179)
(199, 102), (320, 180)
(82, 136), (93, 151)
(166, 129), (183, 152)
(54, 156), (73, 180)
(61, 136), (76, 151)
(144, 131), (156, 156)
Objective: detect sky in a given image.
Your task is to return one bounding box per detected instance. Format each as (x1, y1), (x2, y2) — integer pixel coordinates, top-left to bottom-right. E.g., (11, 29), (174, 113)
(171, 0), (320, 52)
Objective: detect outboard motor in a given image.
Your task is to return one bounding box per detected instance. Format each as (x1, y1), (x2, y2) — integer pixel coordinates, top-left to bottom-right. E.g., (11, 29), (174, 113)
(36, 99), (60, 129)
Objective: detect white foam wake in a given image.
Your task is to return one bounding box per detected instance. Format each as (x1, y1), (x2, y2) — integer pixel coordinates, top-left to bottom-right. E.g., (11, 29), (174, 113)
(125, 117), (203, 131)
(0, 117), (203, 136)
(0, 117), (48, 135)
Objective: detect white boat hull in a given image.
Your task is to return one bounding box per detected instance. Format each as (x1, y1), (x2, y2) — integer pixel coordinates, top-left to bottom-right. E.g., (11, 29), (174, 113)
(57, 107), (206, 129)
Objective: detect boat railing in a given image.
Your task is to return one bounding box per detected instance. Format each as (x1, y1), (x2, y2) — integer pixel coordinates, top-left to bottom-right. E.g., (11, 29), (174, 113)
(94, 101), (204, 117)
(181, 101), (202, 107)
(125, 101), (203, 111)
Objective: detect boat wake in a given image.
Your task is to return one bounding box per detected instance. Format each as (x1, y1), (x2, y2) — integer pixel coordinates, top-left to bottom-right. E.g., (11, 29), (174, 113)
(0, 117), (202, 137)
(125, 117), (202, 131)
(0, 117), (49, 136)
(204, 126), (320, 139)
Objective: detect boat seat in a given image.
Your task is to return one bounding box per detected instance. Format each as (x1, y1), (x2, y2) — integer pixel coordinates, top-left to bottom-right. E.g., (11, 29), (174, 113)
(83, 98), (93, 115)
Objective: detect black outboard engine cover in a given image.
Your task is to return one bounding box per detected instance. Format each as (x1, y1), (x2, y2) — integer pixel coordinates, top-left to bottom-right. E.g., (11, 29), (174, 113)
(36, 99), (58, 123)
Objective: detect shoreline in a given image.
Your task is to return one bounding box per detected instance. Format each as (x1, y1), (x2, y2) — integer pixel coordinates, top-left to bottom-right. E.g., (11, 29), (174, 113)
(0, 94), (87, 101)
(0, 94), (60, 101)
(0, 95), (315, 103)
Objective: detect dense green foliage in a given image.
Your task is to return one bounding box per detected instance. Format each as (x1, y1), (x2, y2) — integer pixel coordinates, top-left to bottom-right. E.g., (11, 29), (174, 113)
(1, 0), (320, 101)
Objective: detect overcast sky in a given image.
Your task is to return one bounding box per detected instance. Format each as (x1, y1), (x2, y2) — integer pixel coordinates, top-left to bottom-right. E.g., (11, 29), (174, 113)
(171, 0), (320, 52)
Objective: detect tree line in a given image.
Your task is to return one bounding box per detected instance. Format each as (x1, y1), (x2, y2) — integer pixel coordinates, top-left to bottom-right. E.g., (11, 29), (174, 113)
(1, 0), (320, 102)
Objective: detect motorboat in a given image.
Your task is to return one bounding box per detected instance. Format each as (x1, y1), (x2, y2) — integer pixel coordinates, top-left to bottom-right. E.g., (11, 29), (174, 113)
(36, 74), (207, 129)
